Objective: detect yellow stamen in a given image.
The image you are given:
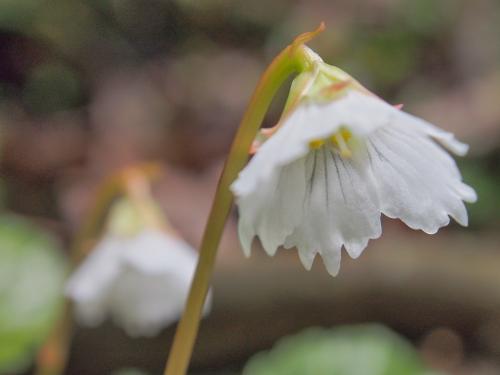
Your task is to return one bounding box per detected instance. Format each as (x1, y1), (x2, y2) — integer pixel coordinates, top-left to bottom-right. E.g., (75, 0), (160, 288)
(340, 128), (352, 142)
(309, 139), (325, 149)
(329, 129), (352, 158)
(309, 129), (353, 157)
(332, 132), (352, 158)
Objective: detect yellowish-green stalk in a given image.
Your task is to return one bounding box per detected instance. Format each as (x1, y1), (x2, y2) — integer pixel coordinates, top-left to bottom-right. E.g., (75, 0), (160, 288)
(163, 24), (325, 375)
(35, 163), (162, 375)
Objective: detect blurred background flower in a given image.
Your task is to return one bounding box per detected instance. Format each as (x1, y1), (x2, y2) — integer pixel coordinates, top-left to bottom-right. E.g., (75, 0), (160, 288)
(65, 195), (208, 338)
(0, 0), (499, 374)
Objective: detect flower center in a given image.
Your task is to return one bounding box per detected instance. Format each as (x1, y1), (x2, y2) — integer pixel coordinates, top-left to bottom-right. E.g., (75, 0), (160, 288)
(309, 128), (353, 158)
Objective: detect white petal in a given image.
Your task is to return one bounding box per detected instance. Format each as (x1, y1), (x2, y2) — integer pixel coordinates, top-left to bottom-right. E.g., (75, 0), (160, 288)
(231, 91), (397, 198)
(67, 229), (210, 336)
(396, 111), (469, 156)
(109, 269), (188, 336)
(235, 157), (307, 256)
(454, 183), (477, 203)
(367, 126), (475, 233)
(65, 236), (123, 326)
(121, 230), (198, 274)
(110, 230), (202, 336)
(296, 246), (316, 270)
(237, 216), (254, 257)
(324, 148), (382, 258)
(320, 247), (342, 276)
(284, 146), (381, 275)
(393, 124), (476, 204)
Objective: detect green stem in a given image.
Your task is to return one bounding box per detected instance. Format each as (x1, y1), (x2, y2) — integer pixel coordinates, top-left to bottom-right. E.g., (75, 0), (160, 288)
(163, 42), (316, 375)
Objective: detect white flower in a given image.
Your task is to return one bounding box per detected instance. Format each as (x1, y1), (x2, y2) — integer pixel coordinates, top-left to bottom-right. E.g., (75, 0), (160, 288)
(66, 229), (206, 336)
(231, 89), (476, 276)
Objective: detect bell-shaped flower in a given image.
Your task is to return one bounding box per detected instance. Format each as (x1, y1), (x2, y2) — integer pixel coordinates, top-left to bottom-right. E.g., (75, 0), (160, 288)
(66, 196), (207, 336)
(231, 49), (476, 276)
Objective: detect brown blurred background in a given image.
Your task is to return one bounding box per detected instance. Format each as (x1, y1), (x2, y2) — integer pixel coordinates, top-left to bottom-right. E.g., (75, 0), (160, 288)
(0, 0), (499, 374)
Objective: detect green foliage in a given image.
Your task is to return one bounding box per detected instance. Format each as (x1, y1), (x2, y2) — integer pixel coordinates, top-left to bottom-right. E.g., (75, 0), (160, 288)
(348, 29), (419, 87)
(243, 325), (439, 375)
(0, 0), (43, 31)
(459, 158), (500, 228)
(397, 0), (459, 34)
(22, 62), (82, 114)
(0, 215), (67, 373)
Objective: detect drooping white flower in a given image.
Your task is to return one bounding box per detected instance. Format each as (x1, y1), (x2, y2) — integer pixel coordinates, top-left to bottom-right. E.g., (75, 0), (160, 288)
(66, 229), (202, 336)
(231, 57), (476, 276)
(66, 193), (209, 337)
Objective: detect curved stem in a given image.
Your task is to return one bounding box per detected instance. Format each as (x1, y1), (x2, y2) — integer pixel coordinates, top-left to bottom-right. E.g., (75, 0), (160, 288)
(163, 39), (319, 375)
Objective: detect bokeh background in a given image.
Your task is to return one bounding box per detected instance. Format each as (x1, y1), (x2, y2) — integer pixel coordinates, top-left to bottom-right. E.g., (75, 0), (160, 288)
(1, 0), (499, 374)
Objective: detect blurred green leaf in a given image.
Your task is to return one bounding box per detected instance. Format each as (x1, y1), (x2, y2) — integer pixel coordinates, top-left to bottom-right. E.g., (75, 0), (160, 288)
(346, 29), (419, 89)
(458, 158), (500, 228)
(0, 215), (67, 373)
(398, 0), (459, 35)
(243, 325), (439, 375)
(0, 0), (43, 32)
(32, 0), (103, 55)
(22, 62), (82, 114)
